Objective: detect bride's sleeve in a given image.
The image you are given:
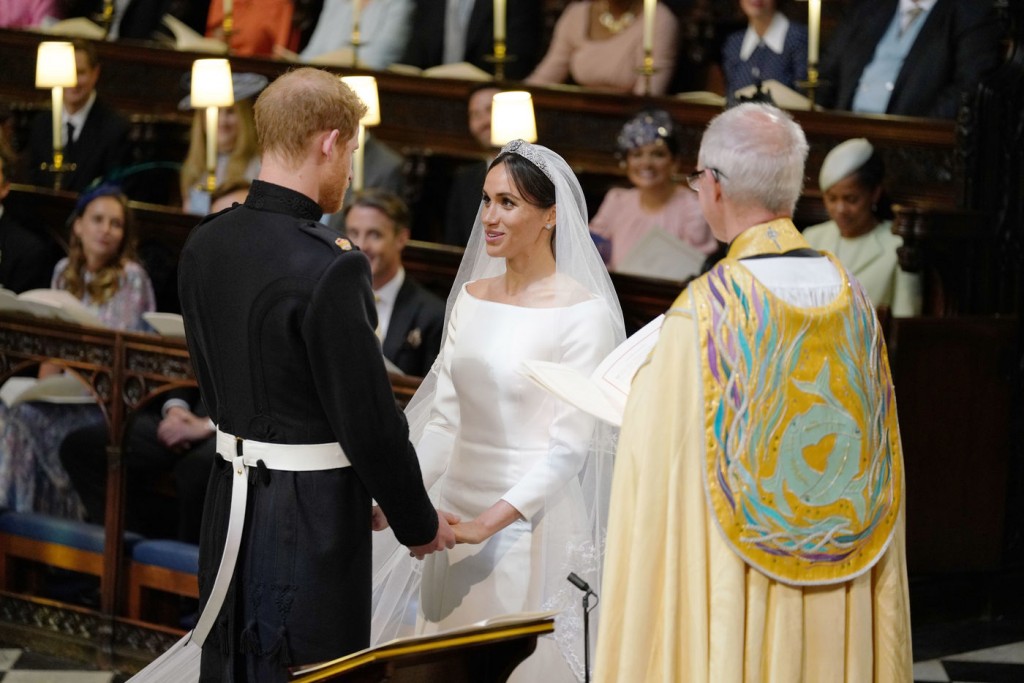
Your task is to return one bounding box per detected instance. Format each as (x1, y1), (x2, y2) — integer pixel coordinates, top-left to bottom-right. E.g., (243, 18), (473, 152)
(502, 303), (618, 520)
(415, 297), (462, 492)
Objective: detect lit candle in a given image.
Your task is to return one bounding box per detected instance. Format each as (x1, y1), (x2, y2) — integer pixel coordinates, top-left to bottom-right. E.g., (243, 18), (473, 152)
(643, 0), (656, 53)
(493, 0), (506, 43)
(352, 0), (361, 27)
(353, 123), (366, 191)
(206, 106), (219, 187)
(223, 0), (233, 18)
(808, 0), (821, 64)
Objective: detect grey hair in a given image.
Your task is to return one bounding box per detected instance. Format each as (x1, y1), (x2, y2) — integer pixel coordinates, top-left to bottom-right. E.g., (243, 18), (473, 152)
(698, 103), (808, 215)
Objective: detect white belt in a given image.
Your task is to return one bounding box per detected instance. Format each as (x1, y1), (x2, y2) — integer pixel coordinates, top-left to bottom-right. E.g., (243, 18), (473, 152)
(191, 430), (351, 648)
(215, 430), (351, 470)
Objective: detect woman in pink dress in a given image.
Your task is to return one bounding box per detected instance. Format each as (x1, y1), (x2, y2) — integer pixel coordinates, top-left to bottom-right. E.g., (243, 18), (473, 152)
(589, 109), (719, 275)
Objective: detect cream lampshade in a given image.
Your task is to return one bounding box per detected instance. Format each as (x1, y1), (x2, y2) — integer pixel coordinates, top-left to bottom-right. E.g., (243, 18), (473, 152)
(341, 75), (381, 191)
(35, 41), (77, 88)
(190, 59), (235, 195)
(490, 91), (537, 146)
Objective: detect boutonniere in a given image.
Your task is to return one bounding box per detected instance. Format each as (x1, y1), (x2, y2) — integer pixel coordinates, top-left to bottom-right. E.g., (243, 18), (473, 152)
(406, 328), (422, 349)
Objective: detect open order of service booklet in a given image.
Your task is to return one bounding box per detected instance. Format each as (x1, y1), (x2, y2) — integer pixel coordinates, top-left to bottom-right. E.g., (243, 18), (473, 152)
(0, 287), (104, 328)
(522, 314), (665, 428)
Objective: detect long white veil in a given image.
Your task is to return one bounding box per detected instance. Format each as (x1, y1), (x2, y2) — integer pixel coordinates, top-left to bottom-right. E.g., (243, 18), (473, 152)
(371, 141), (625, 681)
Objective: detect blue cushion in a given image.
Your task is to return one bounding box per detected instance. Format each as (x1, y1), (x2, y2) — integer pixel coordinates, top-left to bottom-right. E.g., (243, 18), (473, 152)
(132, 540), (199, 575)
(0, 511), (143, 554)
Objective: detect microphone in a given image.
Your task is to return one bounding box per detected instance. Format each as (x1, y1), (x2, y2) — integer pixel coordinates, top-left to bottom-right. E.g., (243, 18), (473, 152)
(567, 572), (591, 593)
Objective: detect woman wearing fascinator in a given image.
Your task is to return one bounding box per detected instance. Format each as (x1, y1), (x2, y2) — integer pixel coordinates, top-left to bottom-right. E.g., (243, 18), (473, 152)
(589, 109), (718, 272)
(371, 140), (625, 681)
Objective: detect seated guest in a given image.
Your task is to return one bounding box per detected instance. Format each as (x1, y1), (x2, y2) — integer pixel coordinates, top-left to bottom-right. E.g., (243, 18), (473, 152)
(444, 84), (500, 247)
(28, 40), (130, 192)
(178, 73), (266, 215)
(401, 0), (543, 80)
(526, 0), (678, 95)
(0, 150), (58, 293)
(206, 0), (297, 56)
(0, 185), (156, 519)
(60, 391), (214, 542)
(298, 0), (414, 69)
(343, 189), (444, 377)
(803, 138), (922, 317)
(721, 0), (808, 102)
(0, 0), (58, 28)
(589, 109), (718, 272)
(818, 0), (1001, 119)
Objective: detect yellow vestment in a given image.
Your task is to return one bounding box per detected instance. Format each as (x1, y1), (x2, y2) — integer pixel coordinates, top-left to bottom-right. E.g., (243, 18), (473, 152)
(595, 220), (912, 682)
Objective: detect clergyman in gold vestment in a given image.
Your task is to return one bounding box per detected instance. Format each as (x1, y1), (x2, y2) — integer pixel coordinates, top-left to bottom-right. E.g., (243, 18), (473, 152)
(595, 103), (912, 683)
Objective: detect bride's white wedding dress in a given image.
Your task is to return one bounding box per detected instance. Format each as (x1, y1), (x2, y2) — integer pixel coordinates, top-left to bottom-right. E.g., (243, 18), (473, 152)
(414, 285), (617, 681)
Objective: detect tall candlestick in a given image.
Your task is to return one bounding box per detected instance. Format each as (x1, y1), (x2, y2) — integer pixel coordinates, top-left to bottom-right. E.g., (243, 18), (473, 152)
(643, 0), (656, 53)
(493, 0), (506, 43)
(808, 0), (821, 64)
(51, 87), (63, 154)
(205, 107), (219, 191)
(353, 123), (366, 191)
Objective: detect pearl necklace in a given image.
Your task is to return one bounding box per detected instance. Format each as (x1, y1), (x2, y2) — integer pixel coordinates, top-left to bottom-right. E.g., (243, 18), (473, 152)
(598, 2), (637, 34)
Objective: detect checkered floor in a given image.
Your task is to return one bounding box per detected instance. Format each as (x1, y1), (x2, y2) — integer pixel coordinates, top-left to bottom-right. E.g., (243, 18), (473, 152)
(914, 641), (1024, 682)
(1, 629), (1022, 681)
(0, 649), (114, 682)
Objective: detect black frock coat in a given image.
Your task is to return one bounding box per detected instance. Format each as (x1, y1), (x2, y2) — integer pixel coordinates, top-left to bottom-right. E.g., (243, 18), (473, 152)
(178, 179), (439, 682)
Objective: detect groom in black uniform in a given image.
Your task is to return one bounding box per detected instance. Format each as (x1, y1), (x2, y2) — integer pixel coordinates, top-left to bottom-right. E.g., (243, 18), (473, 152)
(178, 67), (455, 681)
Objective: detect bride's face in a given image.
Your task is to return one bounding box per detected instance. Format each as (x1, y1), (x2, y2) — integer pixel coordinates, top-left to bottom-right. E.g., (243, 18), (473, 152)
(480, 162), (555, 261)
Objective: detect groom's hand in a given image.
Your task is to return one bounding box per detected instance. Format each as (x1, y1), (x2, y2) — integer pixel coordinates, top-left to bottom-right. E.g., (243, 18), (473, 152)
(407, 510), (458, 559)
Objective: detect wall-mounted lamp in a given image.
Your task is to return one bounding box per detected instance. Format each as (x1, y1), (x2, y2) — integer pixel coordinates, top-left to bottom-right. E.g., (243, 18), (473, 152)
(35, 41), (78, 189)
(190, 58), (235, 194)
(341, 75), (381, 192)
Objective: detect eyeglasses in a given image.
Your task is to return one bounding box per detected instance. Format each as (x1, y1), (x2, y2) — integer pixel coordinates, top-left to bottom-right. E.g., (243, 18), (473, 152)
(686, 167), (727, 192)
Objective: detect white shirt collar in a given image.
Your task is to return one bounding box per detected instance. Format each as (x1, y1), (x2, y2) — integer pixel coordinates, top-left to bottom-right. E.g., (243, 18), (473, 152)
(739, 12), (790, 61)
(900, 0), (937, 15)
(375, 266), (405, 308)
(63, 91), (97, 143)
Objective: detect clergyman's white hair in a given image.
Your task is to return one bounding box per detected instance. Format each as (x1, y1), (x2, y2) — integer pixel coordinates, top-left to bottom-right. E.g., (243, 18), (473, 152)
(698, 103), (809, 215)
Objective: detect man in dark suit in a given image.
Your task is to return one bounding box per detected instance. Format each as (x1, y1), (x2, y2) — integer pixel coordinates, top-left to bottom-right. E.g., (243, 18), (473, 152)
(0, 150), (57, 293)
(401, 0), (543, 80)
(444, 84), (500, 247)
(344, 189), (445, 377)
(178, 68), (454, 680)
(818, 0), (1001, 119)
(59, 391), (215, 543)
(28, 40), (129, 191)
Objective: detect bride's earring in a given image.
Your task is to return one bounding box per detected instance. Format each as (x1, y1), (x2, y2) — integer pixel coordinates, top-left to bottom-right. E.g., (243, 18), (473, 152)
(544, 223), (554, 231)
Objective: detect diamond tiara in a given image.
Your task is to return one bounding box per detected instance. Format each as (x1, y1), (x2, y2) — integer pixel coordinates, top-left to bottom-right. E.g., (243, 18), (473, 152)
(499, 139), (552, 181)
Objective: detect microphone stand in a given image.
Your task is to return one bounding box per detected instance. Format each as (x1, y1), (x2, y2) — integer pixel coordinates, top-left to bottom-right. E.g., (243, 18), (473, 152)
(567, 572), (598, 683)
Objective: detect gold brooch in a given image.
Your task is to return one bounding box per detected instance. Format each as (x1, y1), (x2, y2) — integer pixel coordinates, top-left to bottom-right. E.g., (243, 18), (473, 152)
(335, 237), (352, 251)
(406, 328), (422, 349)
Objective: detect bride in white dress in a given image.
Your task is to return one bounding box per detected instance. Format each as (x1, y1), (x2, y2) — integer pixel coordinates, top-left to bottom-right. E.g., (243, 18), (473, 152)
(372, 140), (626, 682)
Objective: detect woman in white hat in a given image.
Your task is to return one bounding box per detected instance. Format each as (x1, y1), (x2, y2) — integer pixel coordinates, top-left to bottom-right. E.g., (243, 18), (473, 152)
(803, 137), (922, 317)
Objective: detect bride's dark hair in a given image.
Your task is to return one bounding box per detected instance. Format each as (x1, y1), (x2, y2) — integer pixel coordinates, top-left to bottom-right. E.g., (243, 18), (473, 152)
(488, 151), (555, 209)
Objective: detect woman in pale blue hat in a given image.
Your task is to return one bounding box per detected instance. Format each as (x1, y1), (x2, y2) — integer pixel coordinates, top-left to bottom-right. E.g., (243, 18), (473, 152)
(803, 137), (922, 317)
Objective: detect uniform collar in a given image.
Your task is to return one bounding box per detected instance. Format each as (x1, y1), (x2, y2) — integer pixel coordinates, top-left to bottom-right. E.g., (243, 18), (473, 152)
(244, 179), (323, 222)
